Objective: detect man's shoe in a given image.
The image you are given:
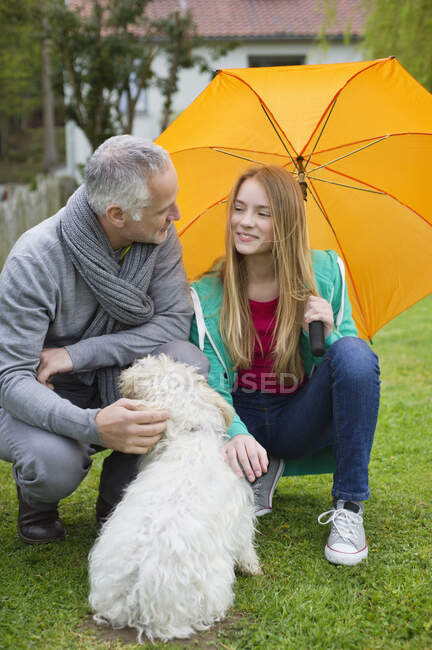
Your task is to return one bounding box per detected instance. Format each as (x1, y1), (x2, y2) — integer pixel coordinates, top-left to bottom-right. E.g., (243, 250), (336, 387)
(17, 486), (65, 545)
(318, 499), (368, 565)
(252, 456), (285, 516)
(95, 494), (114, 526)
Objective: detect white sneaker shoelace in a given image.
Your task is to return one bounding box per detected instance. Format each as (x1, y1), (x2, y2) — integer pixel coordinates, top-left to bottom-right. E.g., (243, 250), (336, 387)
(318, 507), (364, 544)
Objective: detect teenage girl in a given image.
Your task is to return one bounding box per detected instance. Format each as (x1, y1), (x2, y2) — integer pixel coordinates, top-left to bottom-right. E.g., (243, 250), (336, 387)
(190, 165), (380, 565)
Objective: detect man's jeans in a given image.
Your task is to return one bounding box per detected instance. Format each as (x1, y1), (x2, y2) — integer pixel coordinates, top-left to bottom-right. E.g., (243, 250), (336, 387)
(0, 341), (209, 510)
(232, 337), (380, 502)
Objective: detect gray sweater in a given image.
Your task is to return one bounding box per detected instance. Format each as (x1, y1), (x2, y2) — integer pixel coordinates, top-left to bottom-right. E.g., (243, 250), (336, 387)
(0, 208), (193, 446)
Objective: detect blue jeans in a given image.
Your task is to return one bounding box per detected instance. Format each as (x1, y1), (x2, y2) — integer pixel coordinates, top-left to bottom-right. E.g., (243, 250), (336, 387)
(232, 337), (380, 502)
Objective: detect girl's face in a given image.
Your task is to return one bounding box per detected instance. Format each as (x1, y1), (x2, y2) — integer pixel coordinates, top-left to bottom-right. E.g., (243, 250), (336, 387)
(230, 177), (275, 258)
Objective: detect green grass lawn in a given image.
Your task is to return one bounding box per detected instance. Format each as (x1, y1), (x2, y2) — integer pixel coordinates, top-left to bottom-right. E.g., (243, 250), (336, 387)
(1, 296), (431, 650)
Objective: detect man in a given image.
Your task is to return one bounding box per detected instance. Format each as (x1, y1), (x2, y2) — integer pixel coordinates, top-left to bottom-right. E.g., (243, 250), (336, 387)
(0, 135), (207, 544)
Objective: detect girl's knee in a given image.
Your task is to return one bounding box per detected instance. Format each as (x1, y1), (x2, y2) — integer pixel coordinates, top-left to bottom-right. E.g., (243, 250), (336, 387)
(156, 340), (210, 378)
(328, 337), (380, 382)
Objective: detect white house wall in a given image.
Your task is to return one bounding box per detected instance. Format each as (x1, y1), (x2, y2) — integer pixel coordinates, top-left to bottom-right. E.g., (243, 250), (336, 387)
(66, 40), (363, 177)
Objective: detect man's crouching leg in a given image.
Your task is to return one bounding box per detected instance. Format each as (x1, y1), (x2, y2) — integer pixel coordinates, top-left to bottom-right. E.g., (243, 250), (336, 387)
(96, 340), (210, 524)
(0, 409), (92, 544)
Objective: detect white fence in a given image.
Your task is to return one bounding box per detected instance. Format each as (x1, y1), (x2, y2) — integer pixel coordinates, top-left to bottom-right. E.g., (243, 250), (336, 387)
(0, 175), (77, 267)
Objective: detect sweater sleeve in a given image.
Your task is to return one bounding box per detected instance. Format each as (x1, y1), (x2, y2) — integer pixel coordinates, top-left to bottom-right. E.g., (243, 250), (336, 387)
(0, 256), (102, 444)
(189, 288), (251, 439)
(325, 254), (358, 343)
(65, 225), (193, 372)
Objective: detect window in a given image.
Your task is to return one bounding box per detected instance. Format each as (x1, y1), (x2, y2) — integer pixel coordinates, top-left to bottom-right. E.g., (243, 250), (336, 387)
(248, 54), (306, 67)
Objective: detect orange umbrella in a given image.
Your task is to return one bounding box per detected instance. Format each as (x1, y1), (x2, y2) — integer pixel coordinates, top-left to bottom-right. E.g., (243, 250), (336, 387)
(156, 57), (432, 340)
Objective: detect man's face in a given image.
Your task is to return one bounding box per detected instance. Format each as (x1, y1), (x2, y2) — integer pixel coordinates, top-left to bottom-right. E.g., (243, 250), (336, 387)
(122, 161), (180, 246)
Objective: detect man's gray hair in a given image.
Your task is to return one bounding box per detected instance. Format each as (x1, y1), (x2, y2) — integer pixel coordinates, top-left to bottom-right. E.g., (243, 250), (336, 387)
(85, 135), (171, 218)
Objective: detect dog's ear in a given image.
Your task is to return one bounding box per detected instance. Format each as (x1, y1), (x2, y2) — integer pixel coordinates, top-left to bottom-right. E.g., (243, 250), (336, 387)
(217, 395), (235, 428)
(198, 380), (234, 428)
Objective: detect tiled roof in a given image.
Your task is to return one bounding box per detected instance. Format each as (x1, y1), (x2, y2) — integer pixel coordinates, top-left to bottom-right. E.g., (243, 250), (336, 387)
(70, 0), (364, 39)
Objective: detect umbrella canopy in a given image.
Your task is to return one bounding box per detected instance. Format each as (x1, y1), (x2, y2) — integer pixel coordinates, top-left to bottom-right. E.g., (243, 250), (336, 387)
(156, 57), (432, 340)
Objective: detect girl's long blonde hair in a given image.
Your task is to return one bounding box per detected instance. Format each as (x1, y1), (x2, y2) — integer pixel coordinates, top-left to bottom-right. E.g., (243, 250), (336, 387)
(221, 165), (318, 382)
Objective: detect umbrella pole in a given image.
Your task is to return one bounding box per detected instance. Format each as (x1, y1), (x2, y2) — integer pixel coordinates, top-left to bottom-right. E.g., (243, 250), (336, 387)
(297, 156), (308, 201)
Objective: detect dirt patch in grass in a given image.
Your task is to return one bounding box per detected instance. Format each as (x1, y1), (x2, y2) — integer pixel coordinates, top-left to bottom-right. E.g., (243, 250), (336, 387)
(79, 613), (247, 648)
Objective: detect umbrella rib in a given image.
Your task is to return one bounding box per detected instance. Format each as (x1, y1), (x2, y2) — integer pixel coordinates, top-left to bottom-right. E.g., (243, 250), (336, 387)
(260, 103), (299, 171)
(307, 180), (371, 340)
(318, 165), (432, 229)
(212, 148), (267, 166)
(305, 131), (432, 159)
(178, 198), (228, 237)
(304, 96), (338, 170)
(162, 132), (429, 160)
(307, 136), (390, 174)
(308, 183), (337, 231)
(306, 176), (386, 195)
(221, 69), (299, 158)
(300, 57), (393, 156)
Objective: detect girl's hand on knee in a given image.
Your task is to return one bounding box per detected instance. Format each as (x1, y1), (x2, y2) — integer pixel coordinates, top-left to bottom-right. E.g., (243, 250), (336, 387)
(223, 435), (268, 482)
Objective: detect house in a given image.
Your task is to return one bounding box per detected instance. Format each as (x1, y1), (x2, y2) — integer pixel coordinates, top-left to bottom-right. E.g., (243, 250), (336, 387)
(66, 0), (365, 176)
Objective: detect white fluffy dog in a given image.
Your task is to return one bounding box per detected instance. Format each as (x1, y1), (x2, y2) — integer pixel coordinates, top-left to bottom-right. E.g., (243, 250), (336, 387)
(88, 354), (261, 643)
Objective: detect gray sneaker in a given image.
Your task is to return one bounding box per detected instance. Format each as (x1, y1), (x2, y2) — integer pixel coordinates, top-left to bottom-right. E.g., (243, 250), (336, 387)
(318, 500), (368, 565)
(251, 456), (285, 516)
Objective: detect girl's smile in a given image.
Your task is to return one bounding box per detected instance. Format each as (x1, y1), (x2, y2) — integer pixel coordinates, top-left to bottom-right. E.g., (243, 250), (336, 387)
(231, 177), (274, 257)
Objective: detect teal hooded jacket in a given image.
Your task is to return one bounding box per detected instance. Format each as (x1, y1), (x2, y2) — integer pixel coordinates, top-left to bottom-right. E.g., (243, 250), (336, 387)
(189, 249), (358, 439)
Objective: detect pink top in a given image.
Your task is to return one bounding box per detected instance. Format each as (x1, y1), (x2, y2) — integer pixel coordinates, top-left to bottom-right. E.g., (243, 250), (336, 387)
(237, 297), (305, 394)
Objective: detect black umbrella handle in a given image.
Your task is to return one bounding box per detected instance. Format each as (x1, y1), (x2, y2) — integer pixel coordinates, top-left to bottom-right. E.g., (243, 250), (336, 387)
(310, 320), (326, 357)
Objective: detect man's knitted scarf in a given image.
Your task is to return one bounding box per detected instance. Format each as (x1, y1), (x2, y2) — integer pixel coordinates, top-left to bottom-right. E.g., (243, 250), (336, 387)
(60, 185), (158, 406)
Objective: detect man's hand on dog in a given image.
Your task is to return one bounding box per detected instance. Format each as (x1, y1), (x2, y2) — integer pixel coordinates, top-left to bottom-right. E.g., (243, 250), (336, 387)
(223, 434), (268, 482)
(95, 399), (169, 454)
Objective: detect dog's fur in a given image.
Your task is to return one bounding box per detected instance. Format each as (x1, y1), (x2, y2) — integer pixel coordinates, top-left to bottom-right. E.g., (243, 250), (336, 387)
(88, 354), (260, 643)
